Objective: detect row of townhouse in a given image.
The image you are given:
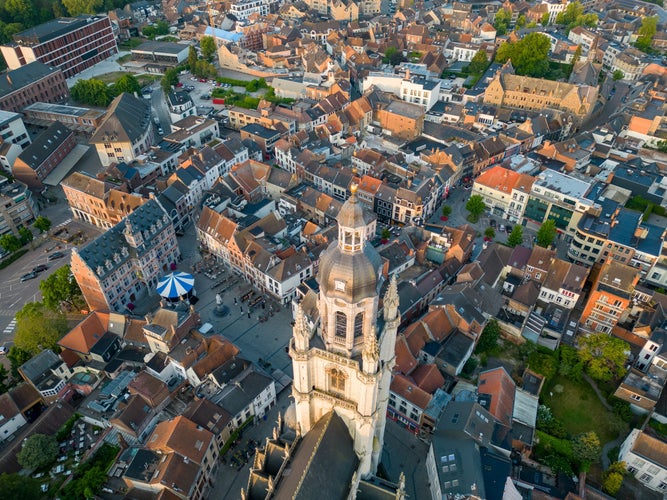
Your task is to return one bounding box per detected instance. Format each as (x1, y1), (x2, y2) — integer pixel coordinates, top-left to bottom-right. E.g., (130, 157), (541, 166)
(276, 145), (442, 226)
(197, 207), (315, 304)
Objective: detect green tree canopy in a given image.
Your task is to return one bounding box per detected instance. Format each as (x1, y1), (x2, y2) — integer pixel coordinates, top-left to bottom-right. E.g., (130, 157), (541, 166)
(0, 233), (21, 253)
(383, 46), (405, 66)
(187, 45), (198, 69)
(200, 35), (217, 62)
(465, 194), (486, 223)
(18, 226), (32, 245)
(578, 333), (630, 382)
(7, 346), (31, 379)
(572, 431), (601, 471)
(468, 50), (489, 75)
(161, 67), (179, 93)
(535, 219), (557, 247)
(39, 265), (84, 311)
(506, 225), (523, 247)
(142, 19), (169, 39)
(113, 74), (140, 95)
(541, 12), (550, 26)
(493, 8), (511, 36)
(441, 205), (452, 217)
(612, 69), (625, 81)
(381, 228), (391, 240)
(61, 0), (101, 15)
(475, 319), (500, 354)
(495, 32), (551, 78)
(558, 345), (583, 380)
(33, 216), (52, 233)
(635, 16), (657, 52)
(17, 433), (58, 470)
(555, 2), (597, 31)
(14, 302), (68, 354)
(484, 226), (495, 239)
(0, 473), (41, 499)
(516, 14), (526, 29)
(71, 78), (112, 106)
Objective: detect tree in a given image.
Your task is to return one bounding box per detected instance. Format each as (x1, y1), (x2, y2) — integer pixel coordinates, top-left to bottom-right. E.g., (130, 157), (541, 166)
(493, 8), (511, 36)
(572, 431), (601, 471)
(578, 333), (630, 382)
(528, 349), (558, 380)
(535, 219), (557, 247)
(465, 194), (486, 223)
(113, 74), (140, 95)
(70, 78), (112, 106)
(484, 227), (495, 239)
(555, 2), (597, 31)
(635, 16), (657, 52)
(468, 50), (489, 75)
(7, 346), (31, 379)
(161, 67), (179, 93)
(39, 265), (84, 311)
(475, 319), (500, 354)
(506, 225), (523, 247)
(3, 0), (34, 25)
(187, 45), (198, 69)
(383, 46), (405, 66)
(612, 69), (625, 81)
(495, 32), (551, 78)
(381, 228), (391, 241)
(61, 0), (101, 15)
(0, 365), (8, 394)
(14, 302), (68, 354)
(516, 14), (526, 29)
(33, 215), (52, 233)
(541, 12), (550, 26)
(441, 205), (452, 218)
(0, 233), (21, 253)
(200, 35), (217, 62)
(572, 45), (582, 66)
(18, 226), (32, 245)
(142, 19), (169, 39)
(17, 433), (58, 470)
(602, 461), (626, 495)
(558, 345), (583, 380)
(0, 474), (41, 500)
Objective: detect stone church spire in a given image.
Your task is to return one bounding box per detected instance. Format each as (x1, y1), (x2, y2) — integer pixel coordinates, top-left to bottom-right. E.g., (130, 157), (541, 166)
(293, 301), (310, 352)
(383, 274), (399, 322)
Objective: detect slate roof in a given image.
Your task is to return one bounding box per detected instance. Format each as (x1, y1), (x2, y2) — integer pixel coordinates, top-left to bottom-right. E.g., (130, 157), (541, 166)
(0, 62), (61, 97)
(17, 121), (72, 169)
(271, 411), (358, 499)
(90, 93), (151, 145)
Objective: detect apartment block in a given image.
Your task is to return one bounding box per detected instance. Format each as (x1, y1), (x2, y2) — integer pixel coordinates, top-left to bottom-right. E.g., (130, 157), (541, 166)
(1, 16), (117, 78)
(0, 178), (36, 237)
(580, 260), (640, 334)
(0, 62), (68, 113)
(71, 199), (181, 312)
(0, 110), (30, 172)
(472, 166), (535, 223)
(62, 171), (148, 230)
(12, 121), (75, 190)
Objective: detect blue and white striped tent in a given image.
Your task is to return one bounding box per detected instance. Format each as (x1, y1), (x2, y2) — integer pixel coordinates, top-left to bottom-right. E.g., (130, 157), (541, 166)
(156, 272), (195, 300)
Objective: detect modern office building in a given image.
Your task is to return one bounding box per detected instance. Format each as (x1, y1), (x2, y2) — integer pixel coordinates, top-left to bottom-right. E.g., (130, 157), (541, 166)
(0, 16), (117, 78)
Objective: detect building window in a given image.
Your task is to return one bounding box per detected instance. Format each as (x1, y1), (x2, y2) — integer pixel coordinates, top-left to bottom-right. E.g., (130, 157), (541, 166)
(640, 473), (653, 483)
(335, 311), (347, 338)
(354, 313), (363, 337)
(329, 368), (346, 394)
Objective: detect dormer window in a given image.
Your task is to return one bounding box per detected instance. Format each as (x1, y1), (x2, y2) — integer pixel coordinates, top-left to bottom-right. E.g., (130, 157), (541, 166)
(105, 259), (113, 270)
(335, 280), (346, 292)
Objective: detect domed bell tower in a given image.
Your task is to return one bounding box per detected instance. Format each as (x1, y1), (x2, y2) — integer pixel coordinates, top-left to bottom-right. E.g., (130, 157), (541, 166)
(290, 184), (399, 478)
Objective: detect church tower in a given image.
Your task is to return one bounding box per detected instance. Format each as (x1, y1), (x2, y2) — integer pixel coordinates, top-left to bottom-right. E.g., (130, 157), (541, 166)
(290, 184), (399, 478)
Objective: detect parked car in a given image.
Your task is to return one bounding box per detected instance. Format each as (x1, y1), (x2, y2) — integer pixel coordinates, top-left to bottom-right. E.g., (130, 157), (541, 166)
(20, 271), (38, 282)
(499, 224), (505, 232)
(175, 82), (183, 88)
(0, 345), (7, 355)
(489, 220), (497, 228)
(157, 127), (164, 135)
(47, 251), (64, 261)
(32, 264), (48, 273)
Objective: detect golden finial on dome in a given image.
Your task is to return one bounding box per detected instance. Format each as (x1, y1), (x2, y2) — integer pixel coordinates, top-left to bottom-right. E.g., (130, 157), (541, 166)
(350, 183), (358, 195)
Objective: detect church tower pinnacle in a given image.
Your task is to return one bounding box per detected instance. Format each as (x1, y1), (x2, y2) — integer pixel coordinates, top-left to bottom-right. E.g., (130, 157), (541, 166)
(289, 184), (398, 478)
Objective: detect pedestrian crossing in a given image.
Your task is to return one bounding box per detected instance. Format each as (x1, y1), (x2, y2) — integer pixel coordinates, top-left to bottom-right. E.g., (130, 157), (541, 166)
(3, 317), (16, 336)
(56, 218), (72, 227)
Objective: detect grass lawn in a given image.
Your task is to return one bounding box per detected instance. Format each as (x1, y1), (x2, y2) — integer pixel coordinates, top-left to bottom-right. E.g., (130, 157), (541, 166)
(545, 375), (625, 443)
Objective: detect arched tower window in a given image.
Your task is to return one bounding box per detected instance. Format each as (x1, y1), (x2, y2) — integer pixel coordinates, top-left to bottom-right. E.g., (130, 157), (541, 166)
(329, 368), (346, 395)
(354, 312), (364, 337)
(335, 311), (347, 339)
